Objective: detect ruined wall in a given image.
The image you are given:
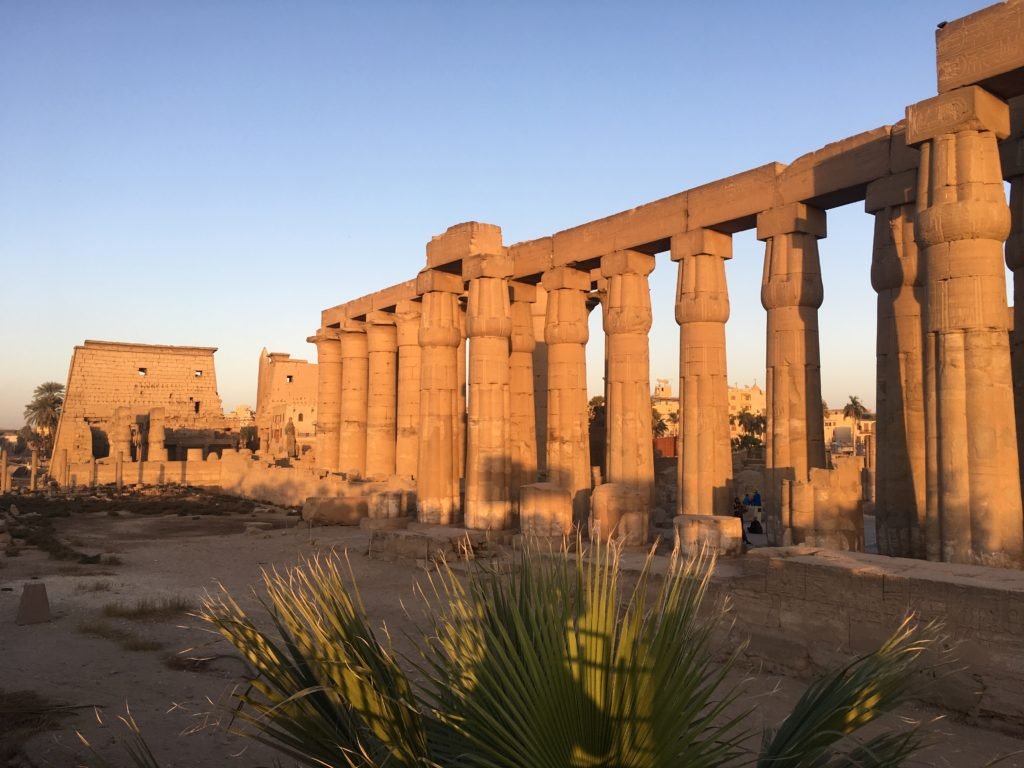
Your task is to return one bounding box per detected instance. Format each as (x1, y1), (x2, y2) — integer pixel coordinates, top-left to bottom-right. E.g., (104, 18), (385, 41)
(254, 349), (318, 458)
(51, 341), (233, 481)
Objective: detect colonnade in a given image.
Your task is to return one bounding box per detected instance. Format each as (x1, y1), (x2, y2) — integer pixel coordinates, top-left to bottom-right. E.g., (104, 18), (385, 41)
(308, 18), (1024, 567)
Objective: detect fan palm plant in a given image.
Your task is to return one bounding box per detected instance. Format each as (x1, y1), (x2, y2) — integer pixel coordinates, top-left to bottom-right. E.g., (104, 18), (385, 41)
(200, 543), (938, 768)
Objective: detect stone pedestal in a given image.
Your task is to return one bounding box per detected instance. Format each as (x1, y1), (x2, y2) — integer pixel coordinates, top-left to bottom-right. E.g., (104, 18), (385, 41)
(907, 85), (1024, 567)
(601, 250), (656, 511)
(867, 179), (926, 559)
(509, 283), (539, 511)
(394, 301), (423, 479)
(308, 329), (342, 472)
(366, 313), (398, 480)
(543, 267), (592, 526)
(520, 482), (572, 537)
(338, 321), (369, 478)
(673, 514), (743, 557)
(757, 203), (827, 544)
(671, 230), (733, 519)
(464, 253), (513, 530)
(416, 270), (464, 524)
(590, 482), (646, 545)
(147, 407), (168, 463)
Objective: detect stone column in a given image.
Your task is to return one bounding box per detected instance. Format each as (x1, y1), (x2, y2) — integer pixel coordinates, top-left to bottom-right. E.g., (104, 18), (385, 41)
(29, 448), (39, 492)
(0, 447), (8, 493)
(509, 282), (539, 511)
(543, 266), (592, 525)
(866, 173), (926, 558)
(907, 85), (1023, 567)
(394, 300), (423, 478)
(457, 301), (468, 483)
(147, 407), (168, 462)
(1002, 99), (1024, 507)
(307, 328), (342, 472)
(416, 269), (464, 524)
(365, 312), (398, 480)
(671, 230), (732, 518)
(601, 250), (655, 510)
(531, 287), (549, 475)
(110, 407), (133, 466)
(338, 320), (369, 478)
(463, 253), (513, 530)
(757, 203), (827, 543)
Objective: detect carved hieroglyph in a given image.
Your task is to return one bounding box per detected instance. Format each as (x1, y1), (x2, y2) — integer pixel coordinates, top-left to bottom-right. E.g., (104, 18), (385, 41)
(672, 229), (733, 518)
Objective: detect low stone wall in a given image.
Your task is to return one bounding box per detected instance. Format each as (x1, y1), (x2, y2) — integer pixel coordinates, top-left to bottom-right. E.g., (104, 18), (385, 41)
(706, 546), (1024, 731)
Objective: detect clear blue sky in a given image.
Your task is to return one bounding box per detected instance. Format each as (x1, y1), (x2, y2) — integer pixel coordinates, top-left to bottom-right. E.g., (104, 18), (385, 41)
(0, 0), (998, 428)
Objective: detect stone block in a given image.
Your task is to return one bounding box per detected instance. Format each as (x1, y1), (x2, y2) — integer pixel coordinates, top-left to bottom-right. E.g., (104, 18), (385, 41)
(541, 266), (591, 292)
(508, 281), (537, 303)
(599, 250), (655, 277)
(416, 269), (464, 295)
(766, 557), (808, 599)
(302, 496), (369, 526)
(669, 228), (733, 261)
(937, 1), (1024, 98)
(369, 530), (430, 561)
(687, 163), (782, 232)
(427, 222), (503, 268)
(672, 514), (743, 557)
(906, 86), (1011, 145)
(365, 310), (396, 326)
(888, 121), (919, 174)
(462, 252), (513, 280)
(508, 237), (553, 279)
(756, 203), (826, 240)
(776, 126), (891, 208)
(15, 583), (50, 625)
(185, 448), (204, 462)
(864, 170), (918, 213)
(592, 483), (646, 543)
(520, 482), (572, 537)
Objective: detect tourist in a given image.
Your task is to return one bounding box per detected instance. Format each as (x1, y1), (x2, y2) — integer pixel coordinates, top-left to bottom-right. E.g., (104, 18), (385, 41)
(751, 489), (762, 507)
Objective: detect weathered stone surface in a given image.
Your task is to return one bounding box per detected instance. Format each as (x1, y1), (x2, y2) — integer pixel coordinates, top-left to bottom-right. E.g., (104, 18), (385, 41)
(591, 483), (646, 544)
(906, 86), (1011, 145)
(15, 583), (50, 625)
(427, 222), (504, 269)
(520, 482), (572, 537)
(672, 514), (742, 556)
(937, 0), (1024, 98)
(302, 496), (369, 525)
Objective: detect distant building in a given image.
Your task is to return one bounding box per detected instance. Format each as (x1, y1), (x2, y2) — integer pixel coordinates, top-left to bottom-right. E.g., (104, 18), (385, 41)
(650, 380), (767, 443)
(254, 349), (317, 459)
(824, 408), (875, 456)
(727, 382), (766, 442)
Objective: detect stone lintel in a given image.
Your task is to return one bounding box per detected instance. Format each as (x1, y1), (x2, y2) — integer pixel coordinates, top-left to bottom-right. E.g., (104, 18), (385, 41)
(338, 318), (367, 333)
(756, 203), (826, 241)
(937, 0), (1024, 99)
(600, 250), (655, 277)
(343, 296), (373, 320)
(416, 268), (465, 295)
(462, 251), (514, 281)
(394, 299), (423, 316)
(688, 163), (783, 233)
(369, 279), (418, 311)
(669, 228), (733, 261)
(306, 327), (341, 345)
(509, 281), (537, 303)
(776, 126), (891, 208)
(366, 310), (396, 325)
(889, 121), (919, 173)
(864, 170), (918, 213)
(541, 266), (591, 292)
(426, 222), (503, 269)
(509, 237), (553, 280)
(906, 86), (1010, 145)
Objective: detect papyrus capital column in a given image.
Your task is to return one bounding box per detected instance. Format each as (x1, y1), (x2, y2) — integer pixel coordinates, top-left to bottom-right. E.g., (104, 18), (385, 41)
(416, 268), (465, 524)
(866, 166), (925, 558)
(601, 250), (655, 511)
(338, 320), (369, 478)
(463, 252), (514, 530)
(757, 202), (827, 543)
(365, 311), (398, 481)
(394, 300), (422, 478)
(307, 328), (343, 472)
(1002, 98), (1024, 522)
(671, 229), (732, 519)
(509, 281), (539, 514)
(907, 85), (1023, 566)
(542, 266), (592, 525)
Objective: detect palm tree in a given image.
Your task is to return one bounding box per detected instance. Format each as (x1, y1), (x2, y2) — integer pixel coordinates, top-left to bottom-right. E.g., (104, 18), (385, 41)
(843, 395), (868, 456)
(23, 381), (64, 456)
(199, 544), (938, 768)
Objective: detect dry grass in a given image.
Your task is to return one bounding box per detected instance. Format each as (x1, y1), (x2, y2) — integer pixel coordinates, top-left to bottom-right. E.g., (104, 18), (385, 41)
(78, 619), (165, 652)
(102, 596), (192, 620)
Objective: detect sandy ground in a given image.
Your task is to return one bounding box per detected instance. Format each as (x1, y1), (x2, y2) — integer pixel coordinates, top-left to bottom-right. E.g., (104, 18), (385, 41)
(2, 488), (1023, 768)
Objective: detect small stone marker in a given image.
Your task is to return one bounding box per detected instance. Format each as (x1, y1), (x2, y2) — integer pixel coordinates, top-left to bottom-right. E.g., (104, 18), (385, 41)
(15, 582), (51, 625)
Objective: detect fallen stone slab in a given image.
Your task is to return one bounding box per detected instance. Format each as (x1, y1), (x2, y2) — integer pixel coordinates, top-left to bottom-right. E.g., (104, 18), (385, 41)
(302, 496), (369, 526)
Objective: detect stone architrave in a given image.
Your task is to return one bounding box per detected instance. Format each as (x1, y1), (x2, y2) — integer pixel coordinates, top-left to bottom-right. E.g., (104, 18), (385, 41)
(110, 407), (133, 465)
(416, 269), (464, 524)
(543, 266), (592, 525)
(394, 301), (423, 478)
(463, 253), (514, 530)
(867, 179), (926, 559)
(671, 230), (733, 519)
(907, 86), (1024, 567)
(509, 282), (539, 510)
(338, 320), (369, 478)
(308, 328), (342, 472)
(365, 312), (398, 480)
(601, 250), (656, 511)
(147, 407), (168, 462)
(757, 203), (827, 542)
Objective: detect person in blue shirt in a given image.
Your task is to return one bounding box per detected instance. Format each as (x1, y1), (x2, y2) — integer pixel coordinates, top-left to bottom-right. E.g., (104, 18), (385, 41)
(751, 489), (762, 507)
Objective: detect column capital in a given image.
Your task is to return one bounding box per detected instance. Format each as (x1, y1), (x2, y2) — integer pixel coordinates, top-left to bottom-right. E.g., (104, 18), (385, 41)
(541, 266), (591, 292)
(462, 252), (513, 280)
(366, 310), (396, 326)
(416, 268), (464, 296)
(600, 249), (655, 277)
(670, 229), (732, 261)
(756, 203), (826, 241)
(306, 327), (341, 345)
(906, 86), (1010, 145)
(338, 318), (366, 333)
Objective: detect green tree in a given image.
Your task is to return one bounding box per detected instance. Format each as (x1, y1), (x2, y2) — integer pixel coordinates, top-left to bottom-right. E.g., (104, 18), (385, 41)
(652, 400), (668, 437)
(730, 407), (766, 451)
(843, 395), (868, 455)
(23, 381), (64, 456)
